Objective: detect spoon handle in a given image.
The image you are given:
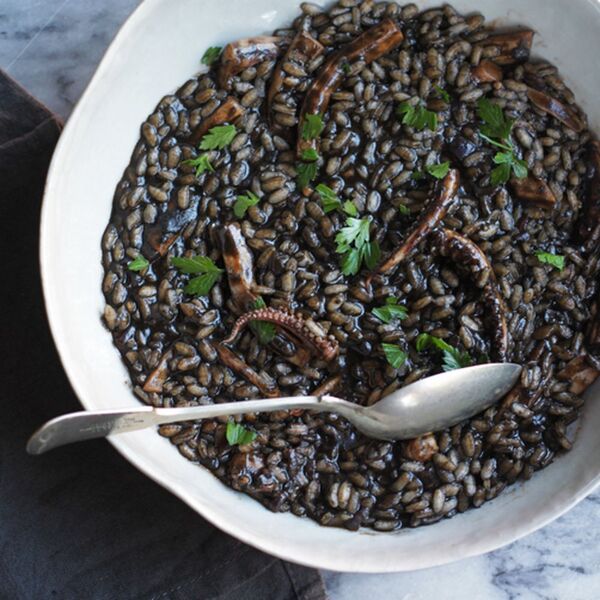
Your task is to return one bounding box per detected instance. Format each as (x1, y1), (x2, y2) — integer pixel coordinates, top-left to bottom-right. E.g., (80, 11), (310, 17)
(26, 396), (336, 455)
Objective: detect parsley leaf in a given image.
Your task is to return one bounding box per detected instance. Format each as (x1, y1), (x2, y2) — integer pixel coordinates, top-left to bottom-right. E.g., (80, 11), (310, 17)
(397, 102), (438, 132)
(302, 114), (325, 140)
(434, 84), (451, 103)
(426, 161), (451, 179)
(316, 183), (341, 213)
(297, 161), (319, 189)
(199, 124), (237, 150)
(127, 255), (149, 272)
(183, 272), (222, 296)
(490, 162), (512, 186)
(316, 184), (357, 216)
(201, 46), (222, 66)
(382, 343), (407, 369)
(301, 148), (319, 162)
(477, 98), (514, 141)
(415, 333), (471, 372)
(336, 217), (371, 251)
(535, 251), (565, 271)
(233, 191), (260, 218)
(335, 217), (378, 275)
(397, 203), (410, 215)
(362, 239), (380, 270)
(182, 153), (214, 177)
(477, 98), (528, 185)
(170, 256), (222, 274)
(171, 255), (223, 296)
(342, 200), (358, 217)
(372, 297), (408, 324)
(490, 152), (528, 185)
(226, 420), (257, 446)
(249, 297), (276, 345)
(296, 148), (321, 189)
(342, 62), (351, 75)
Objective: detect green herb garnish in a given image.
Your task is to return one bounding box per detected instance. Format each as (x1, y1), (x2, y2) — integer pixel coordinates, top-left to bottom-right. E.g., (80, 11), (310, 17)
(434, 84), (451, 103)
(426, 161), (451, 179)
(249, 297), (276, 345)
(382, 343), (407, 369)
(226, 420), (257, 446)
(171, 255), (223, 296)
(416, 333), (472, 371)
(477, 98), (514, 141)
(296, 148), (320, 189)
(535, 251), (565, 271)
(372, 297), (408, 324)
(301, 148), (319, 162)
(397, 102), (438, 132)
(335, 216), (379, 275)
(316, 184), (357, 216)
(233, 191), (260, 218)
(477, 98), (528, 185)
(342, 62), (351, 75)
(201, 46), (222, 66)
(199, 124), (237, 150)
(316, 183), (341, 213)
(397, 203), (410, 215)
(302, 114), (325, 140)
(297, 162), (319, 189)
(182, 153), (214, 176)
(127, 255), (149, 272)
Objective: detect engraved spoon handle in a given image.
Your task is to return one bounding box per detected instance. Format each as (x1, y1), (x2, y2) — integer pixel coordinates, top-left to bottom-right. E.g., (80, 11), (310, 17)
(26, 396), (352, 455)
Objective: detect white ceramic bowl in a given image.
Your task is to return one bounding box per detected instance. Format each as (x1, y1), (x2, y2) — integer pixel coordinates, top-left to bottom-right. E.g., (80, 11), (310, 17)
(41, 0), (600, 572)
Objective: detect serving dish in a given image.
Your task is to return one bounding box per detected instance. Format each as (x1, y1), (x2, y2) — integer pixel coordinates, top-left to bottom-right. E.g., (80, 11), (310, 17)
(41, 0), (600, 571)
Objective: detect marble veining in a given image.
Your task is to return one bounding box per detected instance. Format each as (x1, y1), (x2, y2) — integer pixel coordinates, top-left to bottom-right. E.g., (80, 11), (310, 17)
(1, 1), (599, 598)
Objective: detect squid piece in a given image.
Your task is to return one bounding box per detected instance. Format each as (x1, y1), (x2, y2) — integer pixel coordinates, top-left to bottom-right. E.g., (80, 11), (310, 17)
(142, 349), (173, 393)
(218, 36), (287, 90)
(403, 434), (438, 462)
(297, 18), (403, 156)
(188, 97), (245, 145)
(143, 202), (199, 260)
(223, 307), (339, 362)
(482, 29), (534, 66)
(266, 31), (324, 126)
(214, 342), (280, 398)
(509, 175), (556, 209)
(557, 355), (600, 395)
(578, 141), (600, 240)
(433, 228), (509, 361)
(378, 169), (460, 274)
(312, 375), (342, 397)
(527, 87), (584, 133)
(220, 223), (259, 311)
(472, 60), (503, 83)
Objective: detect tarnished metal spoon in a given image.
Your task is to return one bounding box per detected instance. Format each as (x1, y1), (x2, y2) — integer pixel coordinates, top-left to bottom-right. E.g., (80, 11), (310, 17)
(26, 363), (521, 455)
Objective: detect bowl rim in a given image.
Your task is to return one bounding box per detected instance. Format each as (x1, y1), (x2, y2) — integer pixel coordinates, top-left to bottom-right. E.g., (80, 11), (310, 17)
(39, 0), (600, 572)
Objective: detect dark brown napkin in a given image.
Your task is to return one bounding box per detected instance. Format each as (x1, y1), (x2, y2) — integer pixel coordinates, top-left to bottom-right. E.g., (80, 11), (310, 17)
(0, 70), (327, 600)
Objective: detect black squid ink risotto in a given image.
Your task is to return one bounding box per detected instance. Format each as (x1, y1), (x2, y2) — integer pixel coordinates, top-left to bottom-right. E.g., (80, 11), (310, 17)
(101, 1), (600, 531)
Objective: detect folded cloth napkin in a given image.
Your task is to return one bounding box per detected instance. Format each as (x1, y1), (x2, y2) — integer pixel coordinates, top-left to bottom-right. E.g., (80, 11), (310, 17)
(0, 70), (327, 600)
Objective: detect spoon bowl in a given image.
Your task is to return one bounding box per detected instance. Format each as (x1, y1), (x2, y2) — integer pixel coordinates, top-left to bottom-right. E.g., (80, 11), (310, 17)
(27, 363), (521, 454)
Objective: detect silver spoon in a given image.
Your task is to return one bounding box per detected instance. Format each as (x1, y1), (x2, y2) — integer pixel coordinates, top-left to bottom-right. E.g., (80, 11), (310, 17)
(26, 363), (520, 455)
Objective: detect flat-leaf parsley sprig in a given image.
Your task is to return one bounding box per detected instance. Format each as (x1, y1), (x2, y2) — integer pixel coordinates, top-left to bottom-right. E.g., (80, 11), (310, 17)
(182, 123), (237, 177)
(171, 255), (223, 296)
(477, 98), (528, 185)
(335, 216), (380, 276)
(316, 184), (358, 217)
(416, 333), (472, 371)
(397, 101), (438, 132)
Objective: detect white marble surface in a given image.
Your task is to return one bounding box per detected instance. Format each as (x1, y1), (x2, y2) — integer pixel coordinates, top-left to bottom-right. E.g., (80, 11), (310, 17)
(1, 1), (599, 598)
